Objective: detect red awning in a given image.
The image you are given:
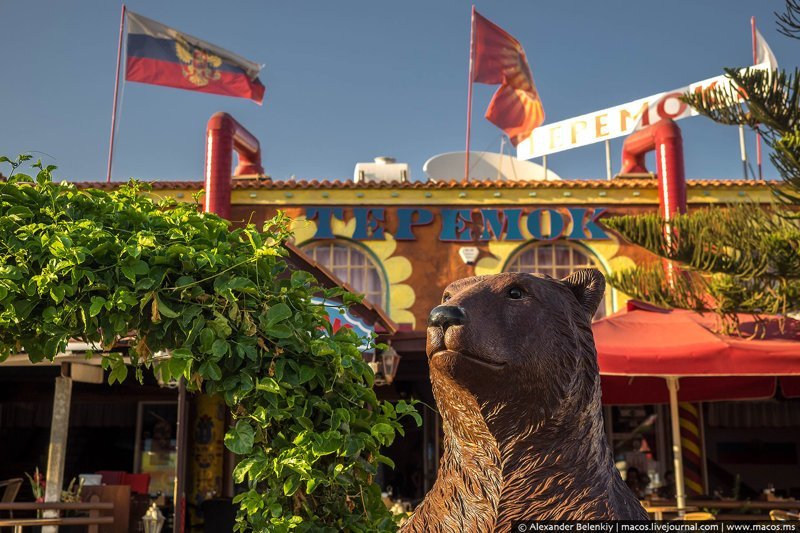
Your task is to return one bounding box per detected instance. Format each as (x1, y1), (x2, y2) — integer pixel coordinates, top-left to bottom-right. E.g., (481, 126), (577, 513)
(593, 301), (800, 404)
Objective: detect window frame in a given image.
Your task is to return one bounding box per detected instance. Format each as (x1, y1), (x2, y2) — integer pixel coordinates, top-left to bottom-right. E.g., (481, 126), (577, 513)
(301, 239), (389, 309)
(502, 241), (611, 319)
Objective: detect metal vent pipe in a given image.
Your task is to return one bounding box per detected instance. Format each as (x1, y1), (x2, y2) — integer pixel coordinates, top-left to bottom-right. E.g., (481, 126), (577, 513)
(620, 118), (686, 218)
(204, 112), (264, 219)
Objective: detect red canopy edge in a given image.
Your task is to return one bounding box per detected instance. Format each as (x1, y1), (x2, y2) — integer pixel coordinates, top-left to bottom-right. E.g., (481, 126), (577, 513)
(592, 301), (800, 405)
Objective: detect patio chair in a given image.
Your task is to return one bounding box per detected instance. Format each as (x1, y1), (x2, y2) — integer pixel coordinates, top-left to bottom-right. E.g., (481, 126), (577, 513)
(675, 511), (715, 520)
(121, 473), (151, 495)
(770, 510), (800, 521)
(0, 478), (23, 518)
(95, 470), (125, 485)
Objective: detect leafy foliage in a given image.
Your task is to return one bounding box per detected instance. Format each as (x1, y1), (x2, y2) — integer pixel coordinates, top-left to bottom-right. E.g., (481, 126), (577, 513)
(0, 156), (418, 532)
(607, 206), (800, 328)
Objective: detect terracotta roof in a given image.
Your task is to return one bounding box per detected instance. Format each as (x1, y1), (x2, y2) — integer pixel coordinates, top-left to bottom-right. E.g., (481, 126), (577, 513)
(69, 177), (772, 190)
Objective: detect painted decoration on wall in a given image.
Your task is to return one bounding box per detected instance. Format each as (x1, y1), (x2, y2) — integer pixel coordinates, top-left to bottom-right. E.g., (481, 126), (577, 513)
(311, 297), (374, 351)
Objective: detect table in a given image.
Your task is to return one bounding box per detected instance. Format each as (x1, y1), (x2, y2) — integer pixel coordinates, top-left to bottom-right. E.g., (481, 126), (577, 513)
(644, 499), (800, 520)
(643, 505), (698, 520)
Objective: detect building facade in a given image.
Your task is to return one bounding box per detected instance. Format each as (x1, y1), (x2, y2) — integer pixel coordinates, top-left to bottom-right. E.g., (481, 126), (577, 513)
(133, 174), (798, 503)
(3, 173), (799, 522)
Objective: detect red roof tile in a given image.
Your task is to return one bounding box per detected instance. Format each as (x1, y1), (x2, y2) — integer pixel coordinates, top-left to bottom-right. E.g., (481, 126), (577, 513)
(68, 178), (772, 190)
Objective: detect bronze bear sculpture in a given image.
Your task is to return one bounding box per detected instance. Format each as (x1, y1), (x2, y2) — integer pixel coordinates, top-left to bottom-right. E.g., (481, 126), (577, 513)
(402, 269), (649, 532)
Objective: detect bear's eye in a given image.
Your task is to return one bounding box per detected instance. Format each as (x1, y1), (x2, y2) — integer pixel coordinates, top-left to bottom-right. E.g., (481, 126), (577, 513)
(507, 287), (525, 299)
(442, 293), (451, 303)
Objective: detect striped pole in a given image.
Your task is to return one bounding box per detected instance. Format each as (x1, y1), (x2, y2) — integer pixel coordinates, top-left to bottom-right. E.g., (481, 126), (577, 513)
(678, 402), (705, 496)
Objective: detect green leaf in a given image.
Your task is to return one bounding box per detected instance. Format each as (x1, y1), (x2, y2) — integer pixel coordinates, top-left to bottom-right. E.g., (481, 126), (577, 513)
(266, 303), (292, 326)
(89, 297), (106, 317)
(291, 270), (313, 288)
(228, 276), (257, 292)
(296, 416), (314, 431)
(375, 453), (395, 469)
(199, 360), (222, 381)
(312, 431), (343, 456)
(266, 324), (293, 339)
(211, 339), (228, 359)
(168, 357), (187, 379)
(370, 422), (394, 444)
(224, 420), (255, 455)
(282, 474), (300, 496)
(269, 502), (282, 518)
(107, 355), (128, 385)
(121, 259), (149, 282)
(297, 365), (316, 384)
(256, 377), (280, 393)
(155, 295), (179, 318)
(49, 285), (66, 303)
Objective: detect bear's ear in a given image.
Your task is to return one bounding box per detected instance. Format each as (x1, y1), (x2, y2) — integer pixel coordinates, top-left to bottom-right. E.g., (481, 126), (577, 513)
(562, 269), (606, 319)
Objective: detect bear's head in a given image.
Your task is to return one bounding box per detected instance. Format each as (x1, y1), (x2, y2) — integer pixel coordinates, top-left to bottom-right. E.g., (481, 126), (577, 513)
(426, 269), (605, 434)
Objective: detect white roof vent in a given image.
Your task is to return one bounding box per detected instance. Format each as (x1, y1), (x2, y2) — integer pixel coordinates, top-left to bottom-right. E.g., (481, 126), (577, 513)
(423, 151), (561, 181)
(354, 157), (409, 183)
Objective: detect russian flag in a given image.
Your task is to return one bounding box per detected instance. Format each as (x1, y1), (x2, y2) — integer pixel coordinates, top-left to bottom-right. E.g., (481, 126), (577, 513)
(125, 11), (265, 105)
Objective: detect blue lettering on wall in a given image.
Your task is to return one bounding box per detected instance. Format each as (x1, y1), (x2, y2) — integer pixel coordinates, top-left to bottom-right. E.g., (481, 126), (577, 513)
(306, 207), (344, 239)
(303, 207), (610, 242)
(439, 209), (474, 242)
(526, 208), (565, 241)
(567, 207), (609, 240)
(396, 208), (434, 240)
(352, 208), (385, 240)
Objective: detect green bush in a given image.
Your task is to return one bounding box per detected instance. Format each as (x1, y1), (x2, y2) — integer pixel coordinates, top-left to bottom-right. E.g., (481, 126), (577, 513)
(0, 155), (419, 532)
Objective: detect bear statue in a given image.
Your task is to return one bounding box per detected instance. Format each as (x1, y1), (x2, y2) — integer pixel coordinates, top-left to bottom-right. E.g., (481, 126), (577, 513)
(402, 269), (649, 532)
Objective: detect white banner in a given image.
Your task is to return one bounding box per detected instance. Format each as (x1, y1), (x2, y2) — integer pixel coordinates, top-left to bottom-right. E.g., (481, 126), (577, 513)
(516, 63), (772, 160)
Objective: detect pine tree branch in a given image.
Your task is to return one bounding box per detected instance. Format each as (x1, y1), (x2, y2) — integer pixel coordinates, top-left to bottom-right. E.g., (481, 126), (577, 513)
(682, 68), (800, 199)
(609, 265), (710, 311)
(609, 266), (800, 320)
(606, 205), (800, 279)
(682, 68), (800, 135)
(777, 0), (800, 39)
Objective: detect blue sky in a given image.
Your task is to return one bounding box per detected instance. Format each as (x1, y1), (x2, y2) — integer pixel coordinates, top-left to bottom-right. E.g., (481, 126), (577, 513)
(0, 1), (794, 182)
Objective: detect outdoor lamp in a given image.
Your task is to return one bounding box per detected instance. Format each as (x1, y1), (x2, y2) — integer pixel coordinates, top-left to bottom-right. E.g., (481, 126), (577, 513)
(380, 345), (401, 385)
(142, 502), (165, 533)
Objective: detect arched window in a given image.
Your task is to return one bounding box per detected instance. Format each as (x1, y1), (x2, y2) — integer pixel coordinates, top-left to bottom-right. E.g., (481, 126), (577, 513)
(504, 242), (608, 319)
(302, 241), (385, 307)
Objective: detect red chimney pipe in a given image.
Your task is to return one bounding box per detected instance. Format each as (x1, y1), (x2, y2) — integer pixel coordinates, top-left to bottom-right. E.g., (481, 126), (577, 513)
(620, 118), (687, 218)
(204, 112), (264, 218)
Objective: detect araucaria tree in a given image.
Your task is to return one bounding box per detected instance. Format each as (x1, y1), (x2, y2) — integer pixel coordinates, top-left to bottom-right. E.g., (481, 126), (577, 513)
(0, 156), (419, 532)
(605, 1), (800, 331)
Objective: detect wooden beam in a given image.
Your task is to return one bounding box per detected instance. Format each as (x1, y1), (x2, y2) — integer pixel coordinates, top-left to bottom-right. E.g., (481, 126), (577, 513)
(43, 372), (72, 533)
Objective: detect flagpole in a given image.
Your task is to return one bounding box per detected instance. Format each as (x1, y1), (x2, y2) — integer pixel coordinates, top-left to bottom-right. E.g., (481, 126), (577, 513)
(752, 16), (763, 180)
(464, 5), (476, 181)
(106, 4), (126, 184)
(739, 125), (749, 180)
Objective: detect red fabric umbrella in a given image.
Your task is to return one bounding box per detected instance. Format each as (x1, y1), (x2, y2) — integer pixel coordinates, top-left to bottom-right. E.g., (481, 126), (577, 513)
(592, 300), (800, 511)
(593, 301), (800, 405)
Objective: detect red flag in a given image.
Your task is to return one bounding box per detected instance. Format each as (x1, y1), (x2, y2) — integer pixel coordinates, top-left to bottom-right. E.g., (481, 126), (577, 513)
(472, 11), (544, 145)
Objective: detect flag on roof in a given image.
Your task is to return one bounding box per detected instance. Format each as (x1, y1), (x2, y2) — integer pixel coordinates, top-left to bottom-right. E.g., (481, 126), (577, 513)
(125, 11), (265, 104)
(754, 26), (778, 69)
(472, 11), (544, 146)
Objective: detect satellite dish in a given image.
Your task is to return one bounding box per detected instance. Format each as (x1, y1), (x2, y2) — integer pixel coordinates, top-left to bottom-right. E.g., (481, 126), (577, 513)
(423, 151), (561, 182)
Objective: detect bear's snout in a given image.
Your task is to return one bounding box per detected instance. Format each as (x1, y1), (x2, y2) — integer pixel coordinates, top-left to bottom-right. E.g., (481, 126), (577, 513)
(428, 305), (467, 333)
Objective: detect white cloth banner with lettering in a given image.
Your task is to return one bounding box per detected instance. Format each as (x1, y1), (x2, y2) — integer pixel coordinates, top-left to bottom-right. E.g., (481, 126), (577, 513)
(516, 62), (772, 161)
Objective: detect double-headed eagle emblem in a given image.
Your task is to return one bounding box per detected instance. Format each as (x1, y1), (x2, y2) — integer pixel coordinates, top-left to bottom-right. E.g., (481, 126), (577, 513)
(175, 36), (221, 87)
